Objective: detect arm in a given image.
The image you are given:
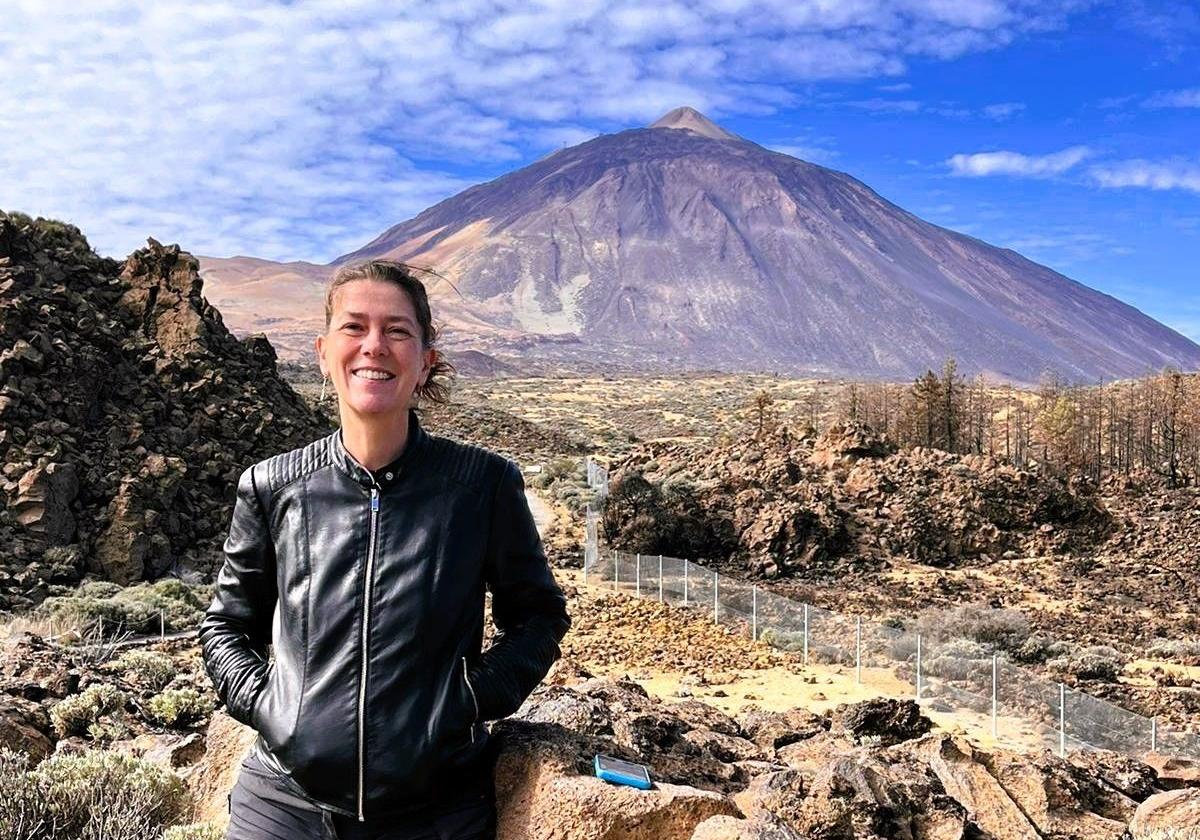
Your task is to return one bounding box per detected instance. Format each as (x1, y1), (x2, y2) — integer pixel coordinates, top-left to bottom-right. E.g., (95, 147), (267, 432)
(198, 465), (278, 726)
(468, 460), (571, 722)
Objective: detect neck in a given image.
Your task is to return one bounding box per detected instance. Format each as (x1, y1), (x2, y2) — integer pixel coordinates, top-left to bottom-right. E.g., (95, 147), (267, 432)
(338, 408), (412, 472)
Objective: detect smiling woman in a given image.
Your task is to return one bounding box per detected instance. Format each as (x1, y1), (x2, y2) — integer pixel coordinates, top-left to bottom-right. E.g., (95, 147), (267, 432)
(199, 260), (570, 839)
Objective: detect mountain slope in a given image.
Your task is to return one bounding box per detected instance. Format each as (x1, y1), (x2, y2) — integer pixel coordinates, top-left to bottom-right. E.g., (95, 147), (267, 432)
(201, 108), (1200, 381)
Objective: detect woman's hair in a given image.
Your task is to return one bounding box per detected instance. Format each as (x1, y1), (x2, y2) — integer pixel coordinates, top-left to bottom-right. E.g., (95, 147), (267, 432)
(324, 260), (456, 407)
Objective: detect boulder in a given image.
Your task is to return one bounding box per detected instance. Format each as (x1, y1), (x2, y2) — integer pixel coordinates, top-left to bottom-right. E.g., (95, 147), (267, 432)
(831, 697), (932, 746)
(12, 461), (78, 544)
(0, 692), (54, 760)
(1128, 787), (1200, 833)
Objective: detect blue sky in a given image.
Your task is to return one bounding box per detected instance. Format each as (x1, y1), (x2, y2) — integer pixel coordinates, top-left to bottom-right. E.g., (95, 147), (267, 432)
(2, 0), (1198, 341)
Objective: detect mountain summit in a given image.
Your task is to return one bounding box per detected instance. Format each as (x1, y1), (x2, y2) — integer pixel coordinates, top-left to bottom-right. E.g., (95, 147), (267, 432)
(648, 106), (740, 141)
(200, 108), (1200, 380)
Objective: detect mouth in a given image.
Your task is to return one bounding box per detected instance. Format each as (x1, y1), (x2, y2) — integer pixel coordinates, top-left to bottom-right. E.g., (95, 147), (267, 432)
(351, 367), (396, 381)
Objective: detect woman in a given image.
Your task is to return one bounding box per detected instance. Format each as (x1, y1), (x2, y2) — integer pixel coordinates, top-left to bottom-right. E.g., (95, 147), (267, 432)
(200, 260), (570, 839)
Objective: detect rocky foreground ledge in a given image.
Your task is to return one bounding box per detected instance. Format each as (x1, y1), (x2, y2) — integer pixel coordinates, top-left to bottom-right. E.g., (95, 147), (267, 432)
(175, 676), (1199, 839)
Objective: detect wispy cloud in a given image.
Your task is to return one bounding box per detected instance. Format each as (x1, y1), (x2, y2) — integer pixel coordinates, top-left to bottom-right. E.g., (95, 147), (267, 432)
(947, 146), (1092, 177)
(0, 0), (1096, 261)
(1143, 88), (1200, 108)
(982, 101), (1026, 119)
(1090, 159), (1200, 193)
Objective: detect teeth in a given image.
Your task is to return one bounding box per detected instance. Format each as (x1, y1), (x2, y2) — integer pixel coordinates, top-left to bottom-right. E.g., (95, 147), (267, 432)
(353, 370), (394, 381)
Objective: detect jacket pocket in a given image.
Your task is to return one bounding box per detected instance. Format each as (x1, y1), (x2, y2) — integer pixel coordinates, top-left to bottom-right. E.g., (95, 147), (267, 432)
(249, 660), (274, 733)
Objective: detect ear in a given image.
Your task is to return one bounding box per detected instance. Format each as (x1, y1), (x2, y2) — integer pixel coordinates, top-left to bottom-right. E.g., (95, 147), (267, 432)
(315, 333), (327, 377)
(422, 347), (438, 379)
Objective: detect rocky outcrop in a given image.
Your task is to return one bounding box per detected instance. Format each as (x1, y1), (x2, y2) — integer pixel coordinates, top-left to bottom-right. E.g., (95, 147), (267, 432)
(607, 421), (1109, 576)
(0, 212), (330, 607)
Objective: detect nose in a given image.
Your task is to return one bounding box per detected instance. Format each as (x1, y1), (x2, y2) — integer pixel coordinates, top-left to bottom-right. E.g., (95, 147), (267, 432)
(360, 326), (390, 356)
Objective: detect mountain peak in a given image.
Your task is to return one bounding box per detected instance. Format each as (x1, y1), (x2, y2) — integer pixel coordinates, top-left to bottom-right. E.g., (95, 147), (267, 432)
(648, 106), (739, 141)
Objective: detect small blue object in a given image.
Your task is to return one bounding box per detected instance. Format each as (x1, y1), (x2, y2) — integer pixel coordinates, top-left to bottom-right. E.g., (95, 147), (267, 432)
(594, 754), (652, 790)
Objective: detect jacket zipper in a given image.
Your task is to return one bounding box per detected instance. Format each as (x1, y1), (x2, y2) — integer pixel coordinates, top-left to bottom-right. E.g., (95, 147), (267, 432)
(357, 484), (381, 822)
(462, 656), (479, 744)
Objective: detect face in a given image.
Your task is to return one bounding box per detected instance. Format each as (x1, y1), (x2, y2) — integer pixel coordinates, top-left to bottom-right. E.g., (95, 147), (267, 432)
(315, 279), (436, 421)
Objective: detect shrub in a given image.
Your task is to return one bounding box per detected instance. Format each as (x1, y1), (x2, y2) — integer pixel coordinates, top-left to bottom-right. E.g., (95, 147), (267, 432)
(34, 578), (208, 638)
(925, 639), (993, 682)
(51, 684), (126, 738)
(36, 750), (187, 840)
(161, 823), (224, 840)
(145, 689), (214, 728)
(113, 650), (177, 691)
(1048, 645), (1126, 682)
(916, 604), (1031, 652)
(0, 748), (52, 840)
(1147, 639), (1200, 665)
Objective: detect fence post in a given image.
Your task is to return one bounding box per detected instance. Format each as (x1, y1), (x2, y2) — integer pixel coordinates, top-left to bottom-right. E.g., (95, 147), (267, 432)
(636, 554), (641, 596)
(752, 585), (758, 641)
(713, 572), (719, 624)
(803, 604), (809, 665)
(160, 610), (165, 641)
(684, 561), (689, 606)
(658, 556), (664, 603)
(613, 549), (618, 591)
(855, 616), (862, 684)
(992, 654), (998, 740)
(916, 633), (922, 701)
(1152, 717), (1158, 753)
(1059, 683), (1066, 758)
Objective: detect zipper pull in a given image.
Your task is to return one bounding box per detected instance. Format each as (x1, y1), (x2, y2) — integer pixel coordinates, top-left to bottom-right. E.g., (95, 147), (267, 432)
(371, 488), (379, 511)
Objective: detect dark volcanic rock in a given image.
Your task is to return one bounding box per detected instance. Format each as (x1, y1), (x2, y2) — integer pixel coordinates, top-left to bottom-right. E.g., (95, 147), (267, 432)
(831, 698), (932, 747)
(0, 212), (330, 606)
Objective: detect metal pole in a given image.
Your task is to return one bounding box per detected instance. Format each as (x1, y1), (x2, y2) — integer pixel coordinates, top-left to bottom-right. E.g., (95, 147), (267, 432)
(916, 633), (922, 701)
(752, 586), (758, 641)
(160, 610), (165, 641)
(803, 604), (809, 665)
(1152, 717), (1158, 753)
(683, 561), (689, 606)
(613, 549), (618, 590)
(658, 556), (663, 602)
(636, 554), (641, 596)
(713, 572), (719, 624)
(855, 616), (862, 684)
(1059, 684), (1069, 756)
(992, 654), (998, 739)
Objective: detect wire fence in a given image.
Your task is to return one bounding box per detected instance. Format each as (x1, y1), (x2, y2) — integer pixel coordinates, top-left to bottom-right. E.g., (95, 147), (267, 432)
(581, 456), (1200, 761)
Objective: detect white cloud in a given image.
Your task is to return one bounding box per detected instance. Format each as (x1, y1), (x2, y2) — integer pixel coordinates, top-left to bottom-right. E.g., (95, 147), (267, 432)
(1144, 88), (1200, 108)
(0, 0), (1093, 261)
(947, 146), (1092, 177)
(982, 101), (1025, 119)
(1090, 160), (1200, 193)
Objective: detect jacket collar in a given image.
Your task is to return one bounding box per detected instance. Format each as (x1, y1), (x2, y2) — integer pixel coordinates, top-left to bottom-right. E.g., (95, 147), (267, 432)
(329, 409), (429, 489)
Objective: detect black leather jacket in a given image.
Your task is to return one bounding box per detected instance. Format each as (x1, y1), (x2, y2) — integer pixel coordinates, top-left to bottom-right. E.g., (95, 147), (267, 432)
(199, 410), (570, 820)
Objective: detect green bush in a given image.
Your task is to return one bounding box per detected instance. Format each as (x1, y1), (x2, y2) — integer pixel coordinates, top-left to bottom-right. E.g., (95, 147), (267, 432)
(113, 650), (177, 691)
(51, 684), (126, 738)
(916, 604), (1031, 652)
(0, 748), (187, 840)
(925, 639), (993, 682)
(161, 823), (224, 840)
(145, 688), (214, 728)
(35, 578), (208, 638)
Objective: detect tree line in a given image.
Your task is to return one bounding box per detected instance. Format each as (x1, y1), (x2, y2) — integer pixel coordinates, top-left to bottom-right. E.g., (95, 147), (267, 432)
(807, 361), (1200, 486)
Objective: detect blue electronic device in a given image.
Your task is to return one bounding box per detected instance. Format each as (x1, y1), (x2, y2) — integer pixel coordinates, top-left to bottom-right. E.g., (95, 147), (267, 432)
(594, 753), (652, 790)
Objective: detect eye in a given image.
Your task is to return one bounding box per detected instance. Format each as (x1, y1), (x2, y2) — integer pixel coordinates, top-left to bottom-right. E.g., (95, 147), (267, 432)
(389, 327), (413, 338)
(341, 322), (363, 332)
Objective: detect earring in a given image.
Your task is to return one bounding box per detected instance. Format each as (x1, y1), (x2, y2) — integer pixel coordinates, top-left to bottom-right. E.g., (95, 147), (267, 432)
(320, 376), (329, 402)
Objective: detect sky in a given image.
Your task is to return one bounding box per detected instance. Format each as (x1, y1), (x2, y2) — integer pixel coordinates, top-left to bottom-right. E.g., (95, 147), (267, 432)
(2, 0), (1198, 342)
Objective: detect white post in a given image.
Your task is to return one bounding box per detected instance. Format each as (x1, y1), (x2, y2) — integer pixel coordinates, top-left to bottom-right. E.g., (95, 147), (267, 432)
(658, 556), (664, 602)
(713, 572), (719, 624)
(160, 610), (165, 641)
(855, 616), (862, 684)
(636, 554), (641, 596)
(992, 654), (998, 740)
(752, 586), (758, 641)
(1152, 717), (1158, 753)
(684, 561), (689, 606)
(613, 549), (618, 590)
(1058, 683), (1069, 756)
(803, 604), (809, 665)
(916, 633), (923, 701)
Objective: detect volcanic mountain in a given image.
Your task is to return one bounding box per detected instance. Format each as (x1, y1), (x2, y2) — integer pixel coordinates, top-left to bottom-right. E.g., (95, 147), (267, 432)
(200, 107), (1200, 381)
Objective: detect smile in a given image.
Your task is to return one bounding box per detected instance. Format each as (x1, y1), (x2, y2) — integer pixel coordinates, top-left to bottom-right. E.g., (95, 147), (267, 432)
(352, 369), (395, 381)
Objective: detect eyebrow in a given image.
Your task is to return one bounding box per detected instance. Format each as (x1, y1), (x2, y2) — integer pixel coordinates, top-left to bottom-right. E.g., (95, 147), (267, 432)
(340, 312), (417, 326)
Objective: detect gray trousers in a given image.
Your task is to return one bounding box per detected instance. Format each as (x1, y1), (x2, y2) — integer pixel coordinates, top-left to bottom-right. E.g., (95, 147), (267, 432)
(226, 750), (496, 840)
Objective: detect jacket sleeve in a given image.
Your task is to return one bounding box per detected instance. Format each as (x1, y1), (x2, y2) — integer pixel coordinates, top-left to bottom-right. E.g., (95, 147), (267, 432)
(468, 459), (571, 721)
(198, 465), (277, 726)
